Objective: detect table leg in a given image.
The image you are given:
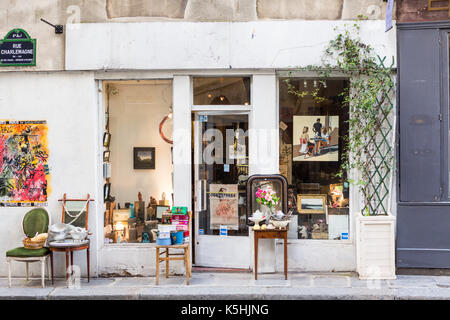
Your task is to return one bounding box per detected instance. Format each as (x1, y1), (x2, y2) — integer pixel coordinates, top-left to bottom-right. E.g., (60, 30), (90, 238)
(65, 249), (69, 281)
(254, 233), (258, 280)
(87, 246), (90, 283)
(284, 233), (288, 280)
(70, 251), (74, 275)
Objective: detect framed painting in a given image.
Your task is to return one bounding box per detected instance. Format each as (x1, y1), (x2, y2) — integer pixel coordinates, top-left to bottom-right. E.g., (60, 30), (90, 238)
(133, 147), (155, 169)
(297, 194), (327, 214)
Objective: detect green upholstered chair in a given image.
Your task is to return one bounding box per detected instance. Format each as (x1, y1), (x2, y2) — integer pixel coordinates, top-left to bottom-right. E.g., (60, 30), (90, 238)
(6, 208), (52, 288)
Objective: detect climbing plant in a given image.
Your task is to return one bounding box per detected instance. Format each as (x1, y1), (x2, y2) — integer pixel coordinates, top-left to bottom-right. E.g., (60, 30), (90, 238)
(286, 19), (395, 216)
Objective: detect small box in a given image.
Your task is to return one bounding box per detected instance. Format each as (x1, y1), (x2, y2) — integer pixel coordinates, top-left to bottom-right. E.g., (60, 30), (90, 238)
(172, 206), (188, 215)
(176, 225), (188, 231)
(159, 200), (169, 206)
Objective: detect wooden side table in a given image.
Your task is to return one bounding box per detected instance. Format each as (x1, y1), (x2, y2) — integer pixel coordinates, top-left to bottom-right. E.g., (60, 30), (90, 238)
(253, 229), (288, 280)
(48, 239), (90, 284)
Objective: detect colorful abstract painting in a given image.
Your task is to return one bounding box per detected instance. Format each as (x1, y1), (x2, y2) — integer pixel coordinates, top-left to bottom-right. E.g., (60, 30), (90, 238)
(0, 121), (50, 206)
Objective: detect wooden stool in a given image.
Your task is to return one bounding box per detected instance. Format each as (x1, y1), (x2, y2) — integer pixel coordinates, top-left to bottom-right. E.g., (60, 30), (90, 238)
(155, 243), (191, 285)
(155, 211), (192, 285)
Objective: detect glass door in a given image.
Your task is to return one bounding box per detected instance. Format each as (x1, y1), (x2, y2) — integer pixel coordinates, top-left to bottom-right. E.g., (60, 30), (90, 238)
(193, 112), (250, 268)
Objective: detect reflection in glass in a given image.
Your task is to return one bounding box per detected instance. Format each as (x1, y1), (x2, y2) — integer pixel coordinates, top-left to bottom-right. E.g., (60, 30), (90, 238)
(193, 77), (251, 105)
(279, 78), (350, 240)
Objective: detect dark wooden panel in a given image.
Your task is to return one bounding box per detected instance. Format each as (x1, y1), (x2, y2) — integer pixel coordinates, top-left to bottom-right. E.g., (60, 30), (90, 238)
(397, 0), (450, 22)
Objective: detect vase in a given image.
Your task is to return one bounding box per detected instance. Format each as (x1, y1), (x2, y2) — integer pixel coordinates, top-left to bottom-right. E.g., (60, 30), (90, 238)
(261, 205), (275, 225)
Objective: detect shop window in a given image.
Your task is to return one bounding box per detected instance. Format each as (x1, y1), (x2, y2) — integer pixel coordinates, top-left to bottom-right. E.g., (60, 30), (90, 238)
(279, 78), (350, 240)
(193, 77), (251, 105)
(103, 80), (174, 244)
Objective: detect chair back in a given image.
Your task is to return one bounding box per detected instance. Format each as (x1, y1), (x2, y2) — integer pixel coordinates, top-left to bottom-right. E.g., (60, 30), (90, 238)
(22, 208), (49, 238)
(60, 193), (92, 230)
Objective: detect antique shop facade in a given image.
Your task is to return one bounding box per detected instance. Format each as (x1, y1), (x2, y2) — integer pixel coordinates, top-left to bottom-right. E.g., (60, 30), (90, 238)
(0, 15), (396, 277)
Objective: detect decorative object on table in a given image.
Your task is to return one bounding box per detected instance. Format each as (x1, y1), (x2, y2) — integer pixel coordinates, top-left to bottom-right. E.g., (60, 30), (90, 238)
(69, 227), (88, 241)
(49, 194), (94, 285)
(255, 185), (280, 224)
(159, 192), (169, 206)
(297, 194), (327, 214)
(248, 209), (266, 228)
(133, 147), (155, 169)
(0, 121), (50, 207)
(6, 208), (52, 288)
(269, 210), (292, 230)
(49, 223), (70, 241)
(246, 174), (288, 226)
(103, 132), (111, 148)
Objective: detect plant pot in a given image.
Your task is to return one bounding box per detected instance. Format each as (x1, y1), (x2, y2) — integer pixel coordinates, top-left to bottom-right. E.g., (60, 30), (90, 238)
(355, 212), (396, 280)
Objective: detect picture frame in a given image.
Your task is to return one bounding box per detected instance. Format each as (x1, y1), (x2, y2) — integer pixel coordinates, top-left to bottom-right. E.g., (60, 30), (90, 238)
(103, 150), (110, 162)
(103, 183), (111, 202)
(297, 194), (327, 214)
(103, 132), (111, 148)
(133, 147), (155, 169)
(156, 205), (170, 220)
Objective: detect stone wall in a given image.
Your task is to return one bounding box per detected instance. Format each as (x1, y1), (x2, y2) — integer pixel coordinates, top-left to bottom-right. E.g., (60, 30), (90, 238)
(0, 0), (394, 71)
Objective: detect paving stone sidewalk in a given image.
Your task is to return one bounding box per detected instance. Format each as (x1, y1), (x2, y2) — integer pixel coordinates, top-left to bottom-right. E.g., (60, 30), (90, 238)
(1, 272), (450, 300)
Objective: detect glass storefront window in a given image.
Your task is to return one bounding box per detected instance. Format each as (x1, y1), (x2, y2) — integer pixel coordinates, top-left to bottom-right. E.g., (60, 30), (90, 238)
(279, 78), (350, 240)
(103, 80), (174, 244)
(193, 77), (251, 105)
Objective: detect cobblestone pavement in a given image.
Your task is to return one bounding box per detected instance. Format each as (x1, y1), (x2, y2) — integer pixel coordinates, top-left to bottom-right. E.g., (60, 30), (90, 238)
(1, 272), (450, 300)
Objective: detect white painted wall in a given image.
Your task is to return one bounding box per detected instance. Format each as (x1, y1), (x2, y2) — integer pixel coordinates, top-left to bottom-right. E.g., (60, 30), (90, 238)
(0, 72), (98, 278)
(108, 82), (173, 206)
(66, 21), (396, 71)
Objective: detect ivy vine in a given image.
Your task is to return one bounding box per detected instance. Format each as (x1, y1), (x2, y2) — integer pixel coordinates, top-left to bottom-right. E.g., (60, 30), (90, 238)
(286, 19), (395, 215)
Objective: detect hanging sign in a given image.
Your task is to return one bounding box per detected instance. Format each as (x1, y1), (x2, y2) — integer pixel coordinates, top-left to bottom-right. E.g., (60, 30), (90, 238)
(0, 29), (36, 66)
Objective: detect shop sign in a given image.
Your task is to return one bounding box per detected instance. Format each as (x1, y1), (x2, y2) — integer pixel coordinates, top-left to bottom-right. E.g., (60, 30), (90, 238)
(0, 29), (36, 66)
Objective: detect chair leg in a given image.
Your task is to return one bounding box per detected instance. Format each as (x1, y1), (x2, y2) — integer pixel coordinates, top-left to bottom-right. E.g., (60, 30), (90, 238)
(25, 262), (29, 281)
(155, 247), (159, 285)
(41, 258), (45, 288)
(46, 256), (50, 281)
(7, 258), (11, 288)
(50, 251), (54, 285)
(184, 247), (189, 285)
(165, 249), (169, 279)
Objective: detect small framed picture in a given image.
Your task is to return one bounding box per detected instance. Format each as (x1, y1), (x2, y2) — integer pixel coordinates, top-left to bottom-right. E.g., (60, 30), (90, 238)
(103, 132), (111, 147)
(103, 151), (110, 162)
(133, 147), (155, 169)
(297, 194), (327, 214)
(104, 183), (111, 201)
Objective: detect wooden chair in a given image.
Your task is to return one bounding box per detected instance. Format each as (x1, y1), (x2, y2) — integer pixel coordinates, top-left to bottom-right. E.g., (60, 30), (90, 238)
(155, 211), (192, 285)
(6, 208), (52, 288)
(49, 194), (93, 284)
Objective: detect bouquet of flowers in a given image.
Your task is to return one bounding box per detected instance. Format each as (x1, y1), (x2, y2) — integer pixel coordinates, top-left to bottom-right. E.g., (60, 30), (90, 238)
(256, 186), (279, 209)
